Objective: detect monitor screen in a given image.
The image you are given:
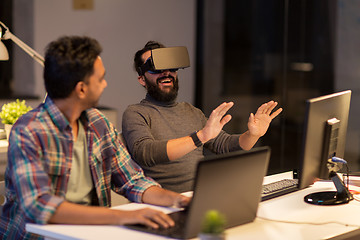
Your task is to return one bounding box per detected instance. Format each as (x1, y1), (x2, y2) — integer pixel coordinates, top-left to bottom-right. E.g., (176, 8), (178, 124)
(298, 90), (352, 190)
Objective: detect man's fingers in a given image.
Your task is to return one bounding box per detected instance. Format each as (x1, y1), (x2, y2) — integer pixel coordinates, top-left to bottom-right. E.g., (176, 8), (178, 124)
(270, 107), (283, 119)
(213, 102), (234, 117)
(220, 114), (232, 126)
(136, 209), (175, 229)
(249, 112), (254, 122)
(256, 101), (282, 116)
(256, 102), (269, 114)
(142, 217), (160, 229)
(264, 101), (277, 115)
(148, 213), (174, 229)
(174, 195), (191, 208)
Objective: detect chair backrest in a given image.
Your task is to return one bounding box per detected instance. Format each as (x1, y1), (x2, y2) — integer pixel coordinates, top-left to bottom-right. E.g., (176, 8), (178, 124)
(0, 181), (5, 213)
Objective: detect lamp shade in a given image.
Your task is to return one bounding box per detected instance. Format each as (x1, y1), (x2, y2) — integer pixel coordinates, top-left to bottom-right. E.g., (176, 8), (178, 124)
(0, 40), (9, 60)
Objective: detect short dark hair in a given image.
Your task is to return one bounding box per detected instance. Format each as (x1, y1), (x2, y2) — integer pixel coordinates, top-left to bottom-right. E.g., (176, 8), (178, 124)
(134, 41), (165, 76)
(44, 36), (102, 99)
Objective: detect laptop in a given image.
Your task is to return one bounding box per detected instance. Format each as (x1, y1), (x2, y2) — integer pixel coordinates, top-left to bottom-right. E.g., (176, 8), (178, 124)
(125, 146), (271, 239)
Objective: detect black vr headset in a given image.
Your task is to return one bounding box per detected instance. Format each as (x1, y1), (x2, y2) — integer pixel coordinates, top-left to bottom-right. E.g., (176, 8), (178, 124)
(138, 46), (190, 75)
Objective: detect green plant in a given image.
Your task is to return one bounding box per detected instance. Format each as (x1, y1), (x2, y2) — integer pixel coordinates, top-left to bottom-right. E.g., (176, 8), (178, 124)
(0, 99), (32, 125)
(201, 210), (226, 235)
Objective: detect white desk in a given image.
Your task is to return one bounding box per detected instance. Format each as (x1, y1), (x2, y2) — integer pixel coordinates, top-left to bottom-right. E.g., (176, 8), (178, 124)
(25, 172), (360, 240)
(0, 139), (8, 152)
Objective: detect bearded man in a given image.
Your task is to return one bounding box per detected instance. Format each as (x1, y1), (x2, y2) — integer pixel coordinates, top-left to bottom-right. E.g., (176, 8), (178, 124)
(122, 41), (282, 193)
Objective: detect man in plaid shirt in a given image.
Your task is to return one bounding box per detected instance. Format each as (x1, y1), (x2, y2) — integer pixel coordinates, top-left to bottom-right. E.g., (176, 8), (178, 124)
(0, 36), (190, 239)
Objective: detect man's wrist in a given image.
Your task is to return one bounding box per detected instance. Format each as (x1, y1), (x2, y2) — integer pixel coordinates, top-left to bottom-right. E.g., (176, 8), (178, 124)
(246, 130), (261, 139)
(190, 131), (203, 147)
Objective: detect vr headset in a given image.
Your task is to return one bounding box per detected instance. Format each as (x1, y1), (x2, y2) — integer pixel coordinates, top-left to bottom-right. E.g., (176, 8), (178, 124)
(138, 46), (190, 75)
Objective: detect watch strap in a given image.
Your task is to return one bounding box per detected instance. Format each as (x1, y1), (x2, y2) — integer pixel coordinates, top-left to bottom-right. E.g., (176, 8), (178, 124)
(190, 131), (202, 147)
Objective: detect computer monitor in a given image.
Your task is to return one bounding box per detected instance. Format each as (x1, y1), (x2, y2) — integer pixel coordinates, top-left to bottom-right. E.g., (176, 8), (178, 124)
(298, 90), (352, 205)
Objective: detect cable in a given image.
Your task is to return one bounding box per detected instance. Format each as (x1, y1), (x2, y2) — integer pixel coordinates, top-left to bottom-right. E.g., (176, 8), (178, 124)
(332, 157), (350, 189)
(332, 156), (347, 164)
(354, 195), (360, 202)
(329, 156), (350, 189)
(257, 216), (360, 228)
(345, 163), (350, 188)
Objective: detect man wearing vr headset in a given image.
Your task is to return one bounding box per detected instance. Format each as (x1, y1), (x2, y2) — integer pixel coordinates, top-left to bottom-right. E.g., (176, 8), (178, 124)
(122, 41), (282, 193)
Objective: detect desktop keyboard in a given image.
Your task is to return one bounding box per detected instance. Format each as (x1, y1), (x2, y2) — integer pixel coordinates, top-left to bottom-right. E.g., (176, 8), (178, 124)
(261, 179), (299, 201)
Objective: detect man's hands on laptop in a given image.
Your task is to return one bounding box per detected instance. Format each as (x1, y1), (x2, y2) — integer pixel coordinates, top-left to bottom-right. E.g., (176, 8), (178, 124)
(120, 208), (175, 229)
(121, 194), (191, 229)
(173, 194), (191, 208)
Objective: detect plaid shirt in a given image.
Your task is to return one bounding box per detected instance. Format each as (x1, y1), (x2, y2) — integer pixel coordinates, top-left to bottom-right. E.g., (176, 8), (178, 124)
(0, 97), (159, 239)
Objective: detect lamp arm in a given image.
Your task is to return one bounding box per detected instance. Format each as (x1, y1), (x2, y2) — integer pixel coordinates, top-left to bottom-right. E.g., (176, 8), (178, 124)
(0, 21), (44, 67)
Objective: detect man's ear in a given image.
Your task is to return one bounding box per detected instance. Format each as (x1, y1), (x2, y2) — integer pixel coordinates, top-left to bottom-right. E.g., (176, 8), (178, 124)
(75, 81), (87, 99)
(138, 75), (146, 87)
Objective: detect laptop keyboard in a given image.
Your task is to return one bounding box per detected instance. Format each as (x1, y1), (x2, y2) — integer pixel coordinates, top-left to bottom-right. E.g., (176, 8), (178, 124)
(124, 210), (187, 239)
(261, 178), (299, 201)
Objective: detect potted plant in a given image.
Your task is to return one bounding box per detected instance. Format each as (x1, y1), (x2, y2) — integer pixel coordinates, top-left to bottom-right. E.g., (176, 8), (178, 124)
(0, 99), (32, 139)
(198, 210), (226, 240)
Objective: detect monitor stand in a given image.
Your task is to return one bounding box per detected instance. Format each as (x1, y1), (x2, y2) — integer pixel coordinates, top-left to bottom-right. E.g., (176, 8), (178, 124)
(304, 172), (353, 205)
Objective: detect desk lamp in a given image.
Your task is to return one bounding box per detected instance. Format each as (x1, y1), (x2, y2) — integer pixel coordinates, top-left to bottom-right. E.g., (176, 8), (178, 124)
(0, 21), (47, 102)
(0, 21), (44, 66)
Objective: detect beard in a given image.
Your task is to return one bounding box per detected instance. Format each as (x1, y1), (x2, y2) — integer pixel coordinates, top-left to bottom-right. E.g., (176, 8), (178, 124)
(144, 75), (179, 102)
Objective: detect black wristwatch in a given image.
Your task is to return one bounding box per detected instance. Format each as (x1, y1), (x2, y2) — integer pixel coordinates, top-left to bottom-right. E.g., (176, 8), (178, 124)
(190, 131), (203, 147)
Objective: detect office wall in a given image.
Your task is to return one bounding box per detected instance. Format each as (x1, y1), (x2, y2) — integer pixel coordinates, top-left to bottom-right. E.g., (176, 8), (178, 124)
(12, 0), (196, 130)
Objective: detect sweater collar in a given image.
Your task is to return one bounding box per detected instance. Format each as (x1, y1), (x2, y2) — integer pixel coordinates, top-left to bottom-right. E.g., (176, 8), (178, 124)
(144, 93), (177, 107)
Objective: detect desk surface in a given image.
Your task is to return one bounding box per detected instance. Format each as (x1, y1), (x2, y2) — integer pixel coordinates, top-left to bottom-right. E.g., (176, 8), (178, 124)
(26, 173), (360, 240)
(0, 139), (8, 152)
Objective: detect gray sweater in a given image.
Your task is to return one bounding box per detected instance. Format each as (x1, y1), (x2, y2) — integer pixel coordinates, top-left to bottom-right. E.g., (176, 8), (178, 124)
(122, 94), (242, 192)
